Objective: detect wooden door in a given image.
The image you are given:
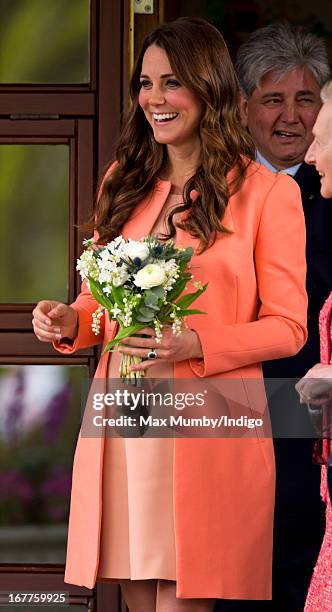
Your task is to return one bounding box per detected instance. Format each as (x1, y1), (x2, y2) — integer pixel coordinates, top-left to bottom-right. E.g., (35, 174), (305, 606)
(0, 1), (123, 610)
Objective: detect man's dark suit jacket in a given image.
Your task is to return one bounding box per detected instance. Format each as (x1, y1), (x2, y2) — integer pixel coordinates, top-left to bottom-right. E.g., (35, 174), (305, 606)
(262, 162), (332, 611)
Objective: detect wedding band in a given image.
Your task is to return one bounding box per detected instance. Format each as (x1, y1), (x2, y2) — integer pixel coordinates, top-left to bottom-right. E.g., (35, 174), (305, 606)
(147, 349), (158, 360)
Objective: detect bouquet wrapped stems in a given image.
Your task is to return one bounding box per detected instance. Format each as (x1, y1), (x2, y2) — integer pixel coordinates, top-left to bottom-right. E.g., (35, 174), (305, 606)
(119, 353), (145, 383)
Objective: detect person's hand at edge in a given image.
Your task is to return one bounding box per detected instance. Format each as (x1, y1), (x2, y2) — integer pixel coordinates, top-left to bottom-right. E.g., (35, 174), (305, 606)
(32, 300), (78, 343)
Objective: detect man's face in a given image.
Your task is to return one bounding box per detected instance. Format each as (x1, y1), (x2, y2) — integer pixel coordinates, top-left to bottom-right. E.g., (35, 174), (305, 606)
(240, 67), (322, 170)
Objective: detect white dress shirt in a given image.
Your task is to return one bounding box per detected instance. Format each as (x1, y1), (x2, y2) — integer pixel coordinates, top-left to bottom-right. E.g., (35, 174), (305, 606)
(256, 150), (302, 177)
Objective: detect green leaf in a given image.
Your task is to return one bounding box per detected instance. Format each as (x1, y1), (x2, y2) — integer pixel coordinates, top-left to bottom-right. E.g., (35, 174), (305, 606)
(136, 313), (155, 323)
(136, 305), (156, 322)
(138, 305), (156, 317)
(166, 278), (187, 301)
(147, 286), (164, 299)
(176, 308), (207, 316)
(112, 284), (125, 306)
(102, 323), (146, 354)
(143, 301), (159, 312)
(89, 278), (113, 309)
(179, 247), (193, 262)
(175, 283), (208, 309)
(143, 287), (164, 310)
(156, 305), (172, 321)
(177, 261), (187, 274)
(144, 290), (159, 305)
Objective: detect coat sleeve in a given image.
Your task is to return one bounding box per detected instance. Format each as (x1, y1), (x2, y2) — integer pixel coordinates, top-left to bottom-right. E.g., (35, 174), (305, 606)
(53, 162), (119, 354)
(53, 279), (105, 354)
(189, 175), (308, 376)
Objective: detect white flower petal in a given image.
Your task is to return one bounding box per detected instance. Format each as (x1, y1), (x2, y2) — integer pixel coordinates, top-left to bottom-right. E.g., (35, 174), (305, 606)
(133, 263), (166, 289)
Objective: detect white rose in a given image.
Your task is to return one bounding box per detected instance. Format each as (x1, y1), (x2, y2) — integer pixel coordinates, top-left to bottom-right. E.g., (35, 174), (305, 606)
(133, 263), (166, 289)
(124, 240), (149, 262)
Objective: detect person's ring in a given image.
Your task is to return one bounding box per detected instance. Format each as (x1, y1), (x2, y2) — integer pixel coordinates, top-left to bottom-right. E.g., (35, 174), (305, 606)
(147, 349), (158, 360)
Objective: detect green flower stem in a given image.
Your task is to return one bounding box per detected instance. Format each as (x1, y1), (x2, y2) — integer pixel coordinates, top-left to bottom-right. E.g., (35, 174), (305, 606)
(119, 352), (145, 381)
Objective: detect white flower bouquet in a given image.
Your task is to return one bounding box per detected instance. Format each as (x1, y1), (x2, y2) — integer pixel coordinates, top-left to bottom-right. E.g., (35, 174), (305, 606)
(77, 235), (207, 380)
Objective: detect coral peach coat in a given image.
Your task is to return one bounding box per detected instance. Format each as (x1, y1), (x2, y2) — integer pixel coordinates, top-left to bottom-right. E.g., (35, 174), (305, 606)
(55, 162), (307, 600)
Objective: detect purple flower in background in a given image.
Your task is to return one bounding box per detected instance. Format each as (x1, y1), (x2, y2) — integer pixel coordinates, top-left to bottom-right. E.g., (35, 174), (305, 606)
(43, 383), (71, 444)
(41, 470), (72, 497)
(41, 469), (72, 521)
(5, 369), (25, 443)
(0, 470), (33, 501)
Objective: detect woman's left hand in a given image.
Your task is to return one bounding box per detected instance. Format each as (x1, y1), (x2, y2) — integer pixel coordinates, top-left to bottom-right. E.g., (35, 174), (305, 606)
(118, 325), (203, 372)
(295, 363), (332, 405)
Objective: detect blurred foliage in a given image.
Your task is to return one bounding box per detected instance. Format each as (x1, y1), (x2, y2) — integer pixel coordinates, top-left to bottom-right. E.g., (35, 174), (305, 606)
(0, 0), (90, 83)
(0, 145), (69, 302)
(0, 365), (87, 526)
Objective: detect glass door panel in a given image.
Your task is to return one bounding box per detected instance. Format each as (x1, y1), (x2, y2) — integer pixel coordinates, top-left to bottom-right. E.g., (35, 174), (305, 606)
(0, 144), (69, 303)
(0, 364), (87, 563)
(0, 0), (90, 84)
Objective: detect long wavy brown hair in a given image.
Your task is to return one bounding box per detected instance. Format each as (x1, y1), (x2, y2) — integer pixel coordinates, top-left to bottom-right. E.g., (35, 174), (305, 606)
(91, 17), (254, 252)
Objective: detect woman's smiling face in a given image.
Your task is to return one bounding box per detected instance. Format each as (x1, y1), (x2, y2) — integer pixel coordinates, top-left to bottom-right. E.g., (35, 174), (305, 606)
(138, 44), (203, 152)
(305, 101), (332, 198)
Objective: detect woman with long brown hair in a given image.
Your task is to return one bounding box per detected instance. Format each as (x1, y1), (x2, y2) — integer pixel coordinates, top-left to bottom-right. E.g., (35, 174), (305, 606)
(32, 17), (307, 611)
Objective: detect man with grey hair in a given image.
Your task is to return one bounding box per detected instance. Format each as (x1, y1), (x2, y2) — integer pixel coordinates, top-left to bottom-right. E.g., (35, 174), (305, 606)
(215, 22), (332, 612)
(236, 22), (330, 172)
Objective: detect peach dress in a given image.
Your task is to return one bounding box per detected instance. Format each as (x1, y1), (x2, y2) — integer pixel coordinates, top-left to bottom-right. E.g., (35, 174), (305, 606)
(97, 194), (182, 581)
